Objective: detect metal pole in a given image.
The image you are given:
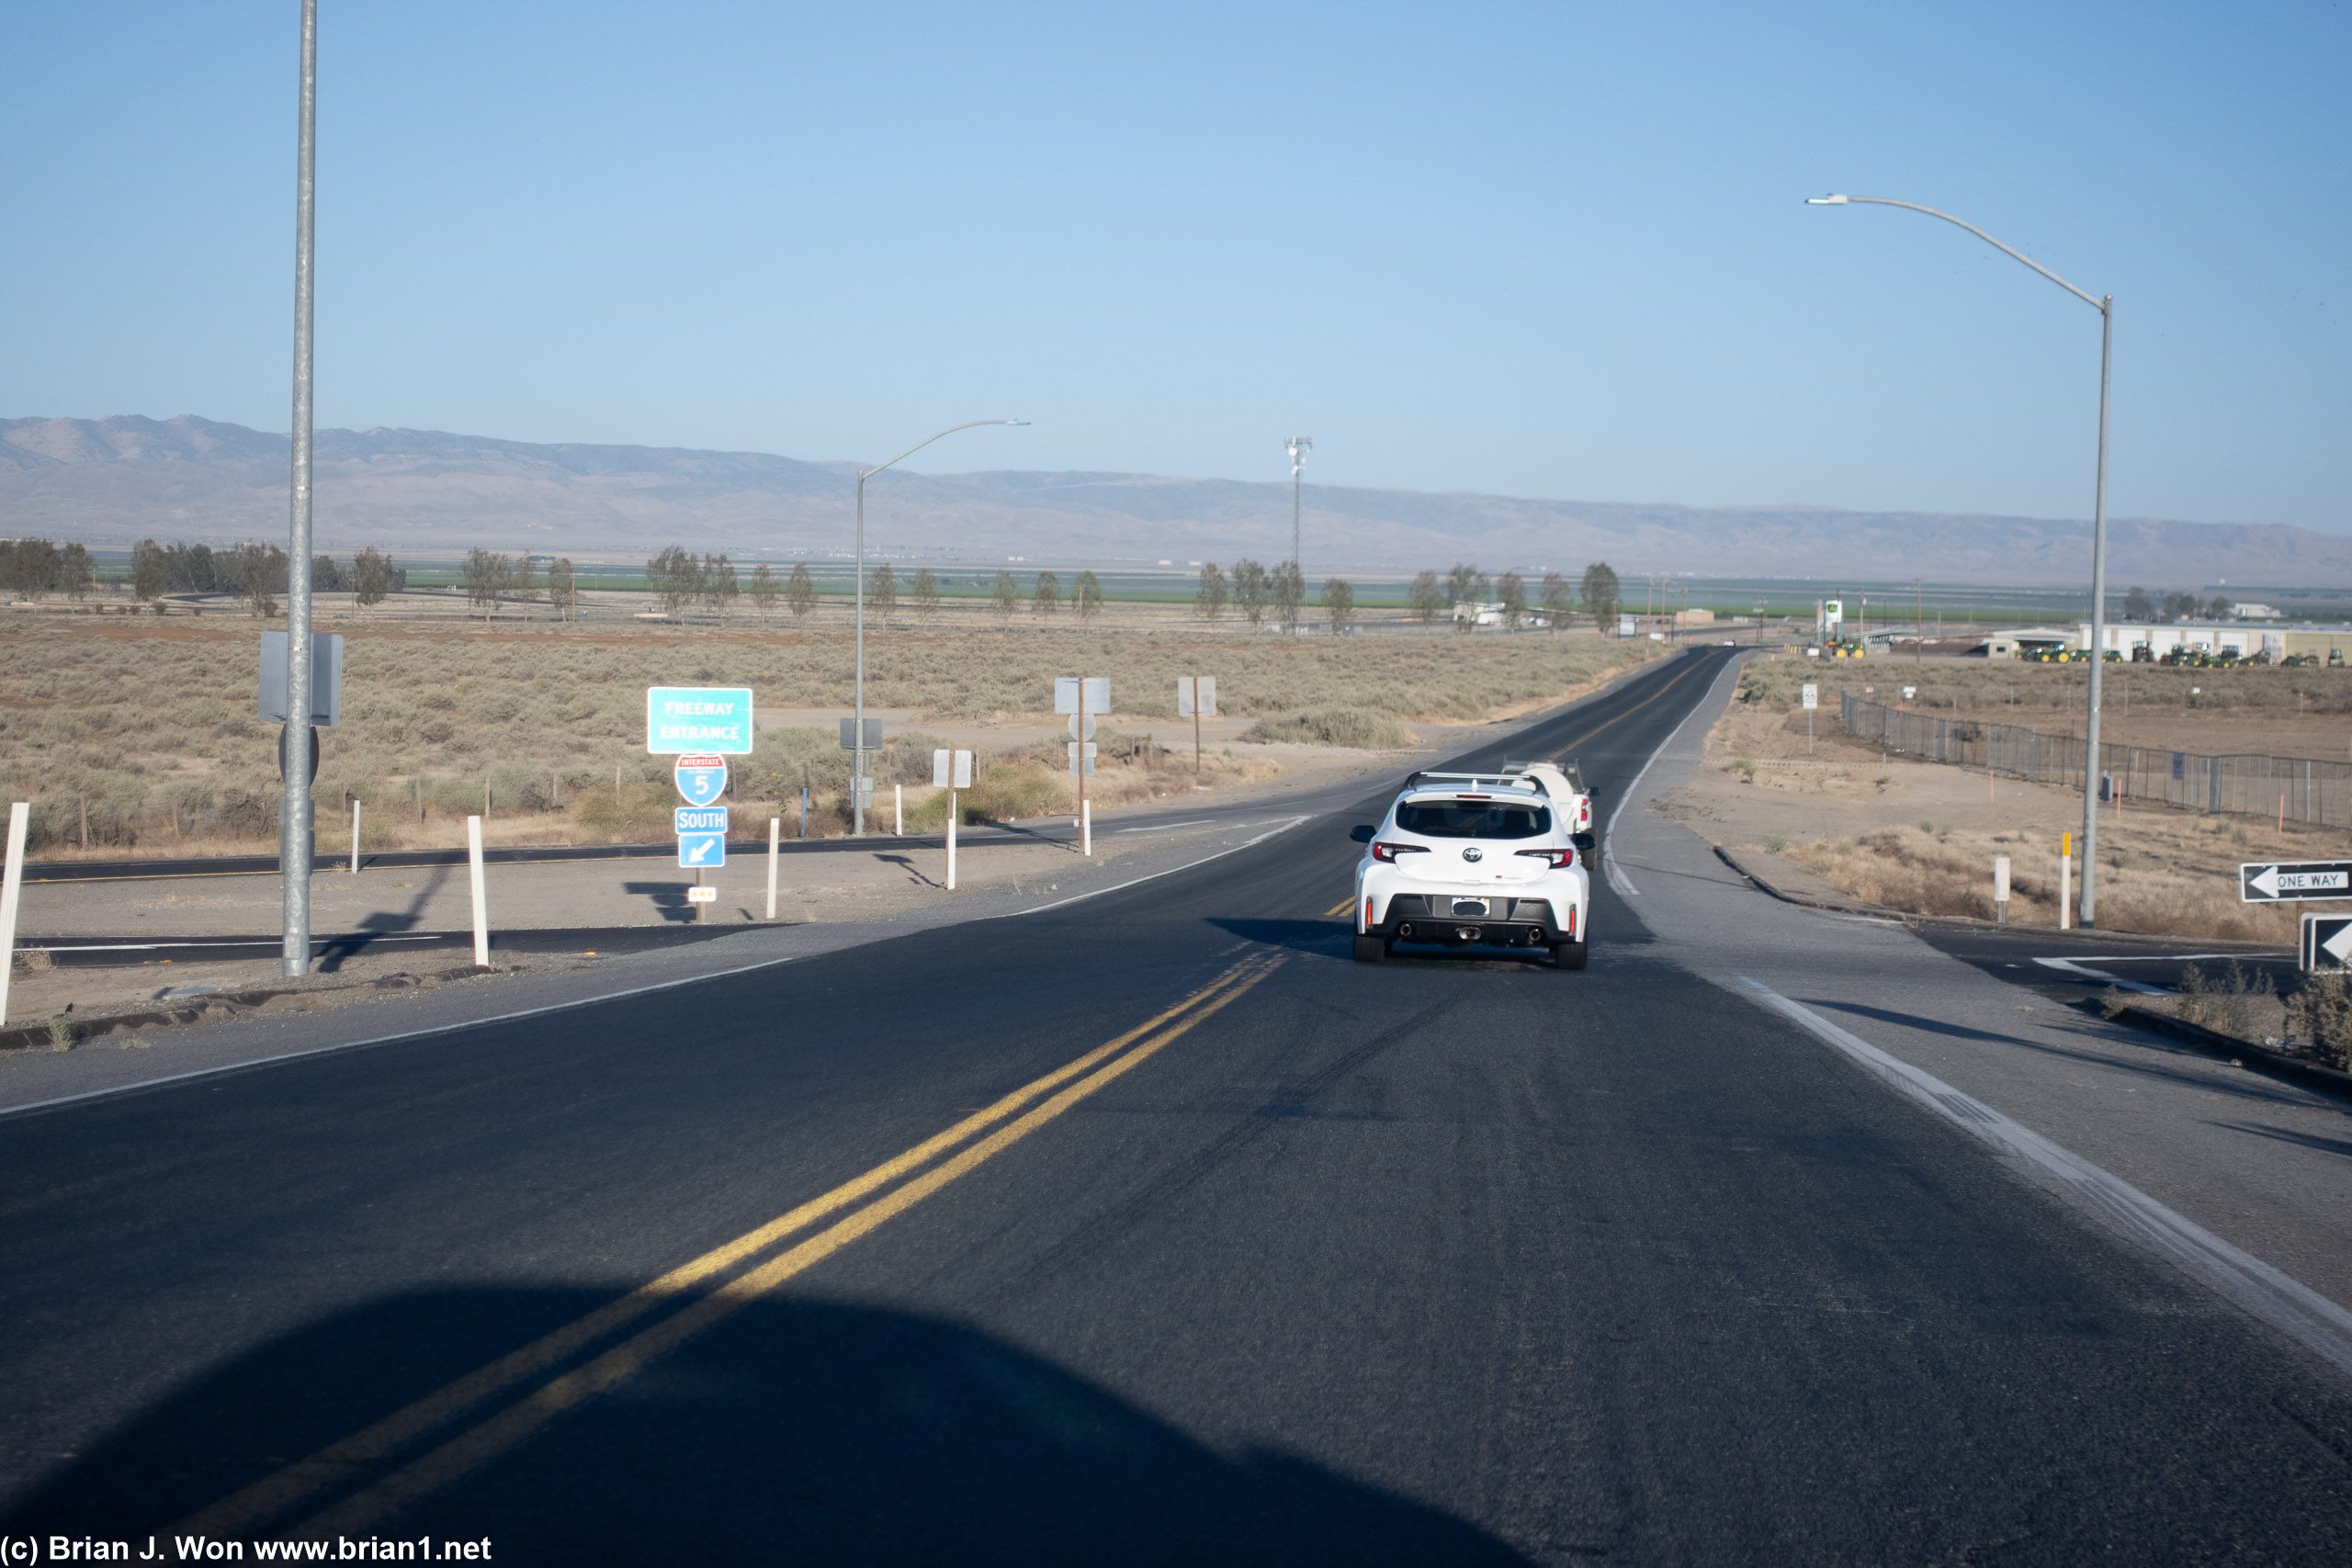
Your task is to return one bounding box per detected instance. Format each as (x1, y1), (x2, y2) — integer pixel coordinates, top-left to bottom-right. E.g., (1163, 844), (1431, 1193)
(281, 0), (318, 978)
(2080, 298), (2113, 926)
(853, 469), (866, 836)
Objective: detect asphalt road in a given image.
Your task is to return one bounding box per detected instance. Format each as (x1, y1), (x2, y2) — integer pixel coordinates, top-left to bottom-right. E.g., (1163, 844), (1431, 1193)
(3, 647), (2347, 1563)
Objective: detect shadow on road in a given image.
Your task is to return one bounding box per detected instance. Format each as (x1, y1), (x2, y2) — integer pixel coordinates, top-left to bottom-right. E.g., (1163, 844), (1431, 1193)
(622, 879), (697, 923)
(3, 1291), (1528, 1563)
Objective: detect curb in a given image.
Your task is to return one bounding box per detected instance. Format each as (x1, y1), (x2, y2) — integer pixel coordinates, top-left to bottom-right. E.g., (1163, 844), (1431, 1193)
(2094, 1001), (2352, 1106)
(1711, 843), (2289, 953)
(0, 960), (511, 1054)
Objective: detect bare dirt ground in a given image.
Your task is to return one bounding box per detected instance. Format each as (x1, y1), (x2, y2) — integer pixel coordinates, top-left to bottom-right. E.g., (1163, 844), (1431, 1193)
(1657, 678), (2328, 943)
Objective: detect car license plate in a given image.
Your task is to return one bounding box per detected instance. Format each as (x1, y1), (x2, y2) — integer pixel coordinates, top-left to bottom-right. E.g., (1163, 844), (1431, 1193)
(1450, 897), (1489, 917)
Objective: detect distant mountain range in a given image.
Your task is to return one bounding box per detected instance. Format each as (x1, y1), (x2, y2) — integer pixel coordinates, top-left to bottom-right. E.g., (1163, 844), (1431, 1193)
(3, 413), (2341, 586)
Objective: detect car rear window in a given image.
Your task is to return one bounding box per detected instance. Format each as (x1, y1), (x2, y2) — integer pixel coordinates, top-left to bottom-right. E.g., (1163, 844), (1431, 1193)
(1395, 800), (1552, 840)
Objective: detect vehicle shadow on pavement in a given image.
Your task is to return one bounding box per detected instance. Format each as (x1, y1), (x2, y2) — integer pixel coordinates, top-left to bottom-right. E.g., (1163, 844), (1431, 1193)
(1, 1290), (1531, 1564)
(1209, 917), (1354, 955)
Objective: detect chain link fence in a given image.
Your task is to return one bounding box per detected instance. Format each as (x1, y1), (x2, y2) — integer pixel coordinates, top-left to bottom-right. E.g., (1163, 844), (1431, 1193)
(1840, 692), (2351, 828)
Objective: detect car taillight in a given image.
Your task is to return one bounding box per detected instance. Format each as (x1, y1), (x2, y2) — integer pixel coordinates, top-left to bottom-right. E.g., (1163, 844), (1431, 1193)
(1371, 841), (1429, 863)
(1518, 847), (1573, 868)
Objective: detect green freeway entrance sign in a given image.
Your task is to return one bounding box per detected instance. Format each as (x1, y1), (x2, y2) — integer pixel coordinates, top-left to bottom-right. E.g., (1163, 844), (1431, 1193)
(646, 687), (754, 755)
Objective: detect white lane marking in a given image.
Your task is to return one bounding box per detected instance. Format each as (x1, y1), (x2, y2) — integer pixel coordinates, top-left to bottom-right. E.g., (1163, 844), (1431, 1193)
(1736, 975), (2352, 1380)
(1603, 655), (1744, 898)
(2033, 957), (2170, 994)
(1116, 818), (1215, 834)
(1001, 818), (1310, 918)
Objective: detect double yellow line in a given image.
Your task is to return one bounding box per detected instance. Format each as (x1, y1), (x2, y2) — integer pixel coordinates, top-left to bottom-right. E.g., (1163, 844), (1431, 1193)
(183, 952), (1285, 1540)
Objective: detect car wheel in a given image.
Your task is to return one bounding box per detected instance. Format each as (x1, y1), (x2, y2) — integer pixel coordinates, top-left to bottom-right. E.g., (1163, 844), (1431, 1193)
(1550, 940), (1588, 970)
(1352, 934), (1389, 964)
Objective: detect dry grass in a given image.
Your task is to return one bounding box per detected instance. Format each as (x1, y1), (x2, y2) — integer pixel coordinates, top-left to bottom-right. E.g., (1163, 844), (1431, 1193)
(1784, 820), (2298, 943)
(3, 619), (1645, 856)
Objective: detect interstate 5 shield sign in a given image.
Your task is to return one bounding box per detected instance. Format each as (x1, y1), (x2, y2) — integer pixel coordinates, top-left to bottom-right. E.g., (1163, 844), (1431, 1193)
(673, 753), (728, 807)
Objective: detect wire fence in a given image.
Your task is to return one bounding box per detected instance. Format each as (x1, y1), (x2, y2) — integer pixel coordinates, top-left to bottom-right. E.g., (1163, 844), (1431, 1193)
(1840, 693), (2352, 828)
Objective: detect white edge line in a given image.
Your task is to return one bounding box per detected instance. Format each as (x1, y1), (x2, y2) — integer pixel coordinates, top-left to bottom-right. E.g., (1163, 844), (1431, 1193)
(0, 951), (819, 1124)
(1736, 974), (2352, 1380)
(0, 816), (1317, 1122)
(994, 817), (1310, 919)
(1602, 652), (1745, 898)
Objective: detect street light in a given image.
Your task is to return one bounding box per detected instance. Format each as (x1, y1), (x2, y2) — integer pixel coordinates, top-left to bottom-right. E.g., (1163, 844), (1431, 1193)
(280, 0), (319, 979)
(851, 420), (1027, 835)
(1285, 435), (1313, 571)
(1808, 192), (2115, 926)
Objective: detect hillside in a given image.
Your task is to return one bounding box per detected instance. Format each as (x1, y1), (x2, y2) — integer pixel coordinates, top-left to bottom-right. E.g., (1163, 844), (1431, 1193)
(4, 414), (2343, 584)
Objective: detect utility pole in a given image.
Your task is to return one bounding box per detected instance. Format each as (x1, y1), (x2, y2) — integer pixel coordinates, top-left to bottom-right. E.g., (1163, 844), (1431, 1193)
(1286, 436), (1313, 574)
(280, 0), (318, 979)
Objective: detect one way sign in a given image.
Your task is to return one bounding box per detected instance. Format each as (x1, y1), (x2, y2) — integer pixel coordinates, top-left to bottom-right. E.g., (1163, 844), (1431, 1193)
(2242, 860), (2352, 901)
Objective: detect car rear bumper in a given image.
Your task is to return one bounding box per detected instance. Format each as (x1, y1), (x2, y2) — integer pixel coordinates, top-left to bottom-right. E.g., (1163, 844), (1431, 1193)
(1363, 892), (1577, 947)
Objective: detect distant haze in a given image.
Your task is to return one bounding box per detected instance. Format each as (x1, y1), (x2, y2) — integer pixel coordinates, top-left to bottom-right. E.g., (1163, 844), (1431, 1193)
(3, 415), (2340, 588)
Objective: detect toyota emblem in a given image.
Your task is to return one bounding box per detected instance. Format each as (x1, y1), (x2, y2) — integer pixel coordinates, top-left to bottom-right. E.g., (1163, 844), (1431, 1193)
(1462, 847), (1483, 863)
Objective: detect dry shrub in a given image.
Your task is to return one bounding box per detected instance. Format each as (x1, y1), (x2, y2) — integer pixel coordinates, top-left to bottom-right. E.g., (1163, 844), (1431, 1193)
(1239, 708), (1409, 749)
(2174, 961), (2278, 1043)
(2290, 971), (2352, 1070)
(1791, 824), (2298, 942)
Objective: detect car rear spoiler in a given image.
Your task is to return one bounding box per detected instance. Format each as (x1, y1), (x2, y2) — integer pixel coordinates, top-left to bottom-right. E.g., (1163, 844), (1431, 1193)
(1402, 772), (1546, 795)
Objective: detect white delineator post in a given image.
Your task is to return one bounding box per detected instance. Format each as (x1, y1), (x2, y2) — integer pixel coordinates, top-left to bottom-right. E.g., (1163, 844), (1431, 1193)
(1082, 798), (1091, 859)
(467, 814), (490, 967)
(895, 784), (903, 836)
(1994, 855), (2011, 925)
(767, 818), (780, 921)
(0, 803), (28, 1025)
(2060, 831), (2073, 931)
(350, 798), (361, 874)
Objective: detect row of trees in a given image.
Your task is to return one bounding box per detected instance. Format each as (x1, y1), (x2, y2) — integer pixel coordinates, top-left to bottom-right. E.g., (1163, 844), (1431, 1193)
(0, 538), (96, 600)
(2121, 587), (2237, 623)
(2, 536), (413, 618)
(1192, 557), (1622, 633)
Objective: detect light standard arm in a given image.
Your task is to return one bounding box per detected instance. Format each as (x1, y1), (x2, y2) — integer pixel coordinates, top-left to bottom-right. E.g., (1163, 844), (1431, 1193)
(851, 420), (1027, 836)
(1808, 193), (2114, 926)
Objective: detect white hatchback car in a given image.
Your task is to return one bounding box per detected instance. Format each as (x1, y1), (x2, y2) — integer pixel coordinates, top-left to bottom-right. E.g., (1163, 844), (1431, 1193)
(1350, 772), (1592, 968)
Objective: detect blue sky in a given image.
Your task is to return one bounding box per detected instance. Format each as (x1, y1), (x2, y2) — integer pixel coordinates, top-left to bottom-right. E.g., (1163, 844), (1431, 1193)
(5, 1), (2345, 528)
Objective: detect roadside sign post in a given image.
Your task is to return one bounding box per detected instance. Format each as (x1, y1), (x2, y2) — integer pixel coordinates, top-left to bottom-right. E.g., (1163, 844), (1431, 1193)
(466, 814), (489, 967)
(1801, 682), (1818, 754)
(934, 749), (973, 888)
(1178, 676), (1216, 774)
(1993, 854), (2010, 924)
(648, 687), (752, 924)
(1057, 677), (1108, 857)
(0, 802), (27, 1023)
(2241, 861), (2352, 902)
(839, 716), (884, 836)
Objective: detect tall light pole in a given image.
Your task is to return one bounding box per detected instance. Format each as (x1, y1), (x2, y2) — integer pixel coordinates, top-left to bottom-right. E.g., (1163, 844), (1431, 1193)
(1808, 192), (2114, 926)
(280, 0), (318, 978)
(851, 420), (1026, 835)
(1285, 435), (1313, 571)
